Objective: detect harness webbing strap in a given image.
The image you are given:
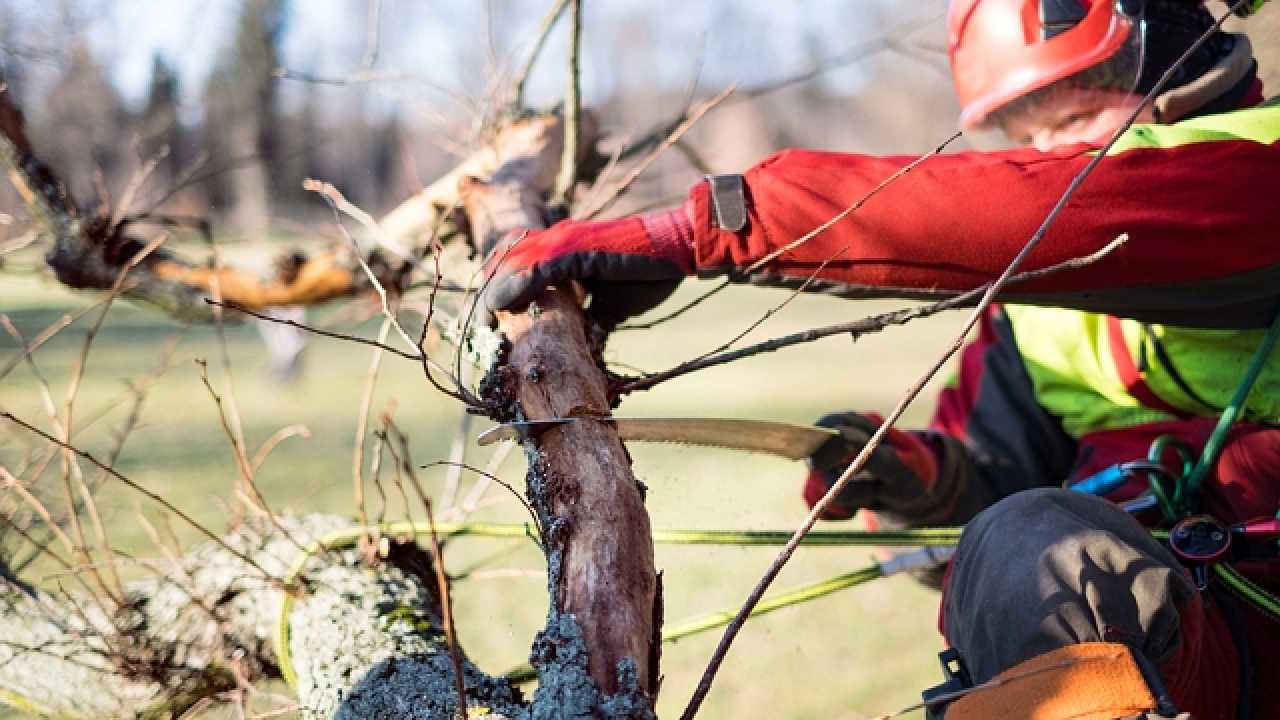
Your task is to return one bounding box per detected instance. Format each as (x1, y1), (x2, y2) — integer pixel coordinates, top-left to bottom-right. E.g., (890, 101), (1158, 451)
(1106, 315), (1190, 418)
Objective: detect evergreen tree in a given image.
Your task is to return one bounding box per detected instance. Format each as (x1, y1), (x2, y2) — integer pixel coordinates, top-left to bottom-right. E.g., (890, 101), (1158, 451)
(34, 42), (127, 205)
(202, 0), (287, 233)
(141, 53), (184, 190)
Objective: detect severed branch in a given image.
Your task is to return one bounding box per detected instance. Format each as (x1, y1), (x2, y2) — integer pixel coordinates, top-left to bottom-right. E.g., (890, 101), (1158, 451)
(616, 235), (1128, 395)
(0, 82), (390, 321)
(0, 512), (522, 719)
(550, 0), (584, 206)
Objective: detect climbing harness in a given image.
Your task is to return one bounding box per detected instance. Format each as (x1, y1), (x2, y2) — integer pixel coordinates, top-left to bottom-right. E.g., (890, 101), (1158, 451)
(1070, 309), (1280, 623)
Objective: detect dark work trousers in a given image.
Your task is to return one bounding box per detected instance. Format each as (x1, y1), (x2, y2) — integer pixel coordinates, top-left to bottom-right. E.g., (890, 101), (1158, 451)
(941, 489), (1251, 720)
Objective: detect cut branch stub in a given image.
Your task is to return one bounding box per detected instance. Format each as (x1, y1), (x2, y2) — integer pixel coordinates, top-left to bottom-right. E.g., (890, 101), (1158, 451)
(463, 111), (659, 706)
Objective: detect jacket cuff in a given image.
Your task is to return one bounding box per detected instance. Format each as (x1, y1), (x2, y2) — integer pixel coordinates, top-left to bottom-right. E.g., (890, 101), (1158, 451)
(639, 203), (697, 275)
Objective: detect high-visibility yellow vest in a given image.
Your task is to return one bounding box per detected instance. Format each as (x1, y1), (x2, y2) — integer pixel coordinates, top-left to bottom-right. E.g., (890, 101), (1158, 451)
(1006, 100), (1280, 437)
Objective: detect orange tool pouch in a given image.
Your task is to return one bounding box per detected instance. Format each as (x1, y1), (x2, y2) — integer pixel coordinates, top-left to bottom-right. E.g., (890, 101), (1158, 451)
(942, 643), (1161, 720)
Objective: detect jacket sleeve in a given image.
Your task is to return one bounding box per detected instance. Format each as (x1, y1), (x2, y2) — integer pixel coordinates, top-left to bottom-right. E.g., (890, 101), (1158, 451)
(687, 104), (1280, 328)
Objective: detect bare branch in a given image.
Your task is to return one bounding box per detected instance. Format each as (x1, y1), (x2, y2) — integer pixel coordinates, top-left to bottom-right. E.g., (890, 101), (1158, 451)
(577, 85), (735, 221)
(617, 235), (1127, 395)
(0, 412), (288, 590)
(511, 0), (572, 108)
(551, 0), (584, 205)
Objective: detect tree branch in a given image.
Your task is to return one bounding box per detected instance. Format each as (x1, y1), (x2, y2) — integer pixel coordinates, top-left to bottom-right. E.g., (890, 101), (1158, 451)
(616, 235), (1128, 395)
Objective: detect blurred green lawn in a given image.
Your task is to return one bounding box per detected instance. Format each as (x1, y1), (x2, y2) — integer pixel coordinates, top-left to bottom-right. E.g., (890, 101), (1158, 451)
(0, 270), (969, 719)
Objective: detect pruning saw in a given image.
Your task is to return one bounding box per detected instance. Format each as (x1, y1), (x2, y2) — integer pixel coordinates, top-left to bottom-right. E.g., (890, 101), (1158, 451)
(477, 417), (841, 462)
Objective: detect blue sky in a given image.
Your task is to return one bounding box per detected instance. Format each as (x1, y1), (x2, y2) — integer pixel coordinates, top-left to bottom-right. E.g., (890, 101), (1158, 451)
(49, 0), (944, 117)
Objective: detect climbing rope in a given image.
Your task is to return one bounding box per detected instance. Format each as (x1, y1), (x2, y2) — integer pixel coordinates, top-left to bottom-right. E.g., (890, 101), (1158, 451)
(273, 522), (967, 689)
(272, 313), (1280, 691)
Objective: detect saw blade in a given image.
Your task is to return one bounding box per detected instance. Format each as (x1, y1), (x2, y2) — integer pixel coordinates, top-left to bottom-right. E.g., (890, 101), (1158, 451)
(477, 417), (839, 461)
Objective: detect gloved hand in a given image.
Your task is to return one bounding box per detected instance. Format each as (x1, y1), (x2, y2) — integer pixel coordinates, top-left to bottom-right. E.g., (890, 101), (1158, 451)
(803, 412), (944, 521)
(480, 205), (696, 330)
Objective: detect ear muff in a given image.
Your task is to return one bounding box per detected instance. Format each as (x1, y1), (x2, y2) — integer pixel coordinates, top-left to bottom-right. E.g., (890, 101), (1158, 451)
(1117, 0), (1147, 18)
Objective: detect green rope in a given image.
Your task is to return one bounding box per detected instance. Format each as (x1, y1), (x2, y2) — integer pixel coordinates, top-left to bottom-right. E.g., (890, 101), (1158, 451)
(273, 522), (965, 689)
(1212, 562), (1280, 620)
(650, 526), (963, 547)
(1182, 311), (1280, 509)
(503, 562), (887, 684)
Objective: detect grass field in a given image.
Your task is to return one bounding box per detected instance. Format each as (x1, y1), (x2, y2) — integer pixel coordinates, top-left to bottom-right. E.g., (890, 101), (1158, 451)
(0, 268), (970, 719)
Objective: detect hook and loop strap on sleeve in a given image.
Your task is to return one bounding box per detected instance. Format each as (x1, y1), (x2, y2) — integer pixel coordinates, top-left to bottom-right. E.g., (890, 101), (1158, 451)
(705, 174), (748, 232)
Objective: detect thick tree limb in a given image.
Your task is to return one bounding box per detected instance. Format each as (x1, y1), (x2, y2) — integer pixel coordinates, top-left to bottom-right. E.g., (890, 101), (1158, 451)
(464, 112), (658, 713)
(0, 84), (560, 323)
(0, 514), (529, 719)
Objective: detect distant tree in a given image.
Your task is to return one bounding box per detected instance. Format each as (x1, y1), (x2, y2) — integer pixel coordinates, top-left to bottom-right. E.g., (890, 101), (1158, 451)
(202, 0), (287, 234)
(141, 53), (185, 190)
(370, 111), (405, 210)
(32, 42), (127, 205)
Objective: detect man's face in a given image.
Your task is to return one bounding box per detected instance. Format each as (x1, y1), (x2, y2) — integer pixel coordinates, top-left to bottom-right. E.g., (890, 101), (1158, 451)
(997, 88), (1155, 152)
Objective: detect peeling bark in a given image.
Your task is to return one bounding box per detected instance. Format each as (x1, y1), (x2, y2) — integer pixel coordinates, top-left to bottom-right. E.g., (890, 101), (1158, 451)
(0, 516), (534, 719)
(0, 515), (345, 718)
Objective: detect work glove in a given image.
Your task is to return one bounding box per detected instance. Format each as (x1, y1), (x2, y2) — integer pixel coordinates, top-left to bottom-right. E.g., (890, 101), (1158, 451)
(479, 205), (696, 330)
(804, 412), (951, 522)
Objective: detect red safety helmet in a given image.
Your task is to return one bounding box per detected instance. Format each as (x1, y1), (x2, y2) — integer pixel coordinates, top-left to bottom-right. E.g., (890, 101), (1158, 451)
(949, 0), (1144, 128)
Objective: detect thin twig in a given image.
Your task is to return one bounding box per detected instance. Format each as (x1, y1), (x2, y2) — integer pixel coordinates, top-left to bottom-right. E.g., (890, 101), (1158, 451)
(577, 85), (735, 221)
(679, 8), (1240, 715)
(439, 412), (473, 515)
(0, 295), (142, 384)
(550, 0), (583, 206)
(422, 460), (541, 538)
(619, 236), (1126, 394)
(682, 250), (845, 368)
(305, 179), (471, 404)
(58, 236), (172, 604)
(511, 0), (572, 108)
(192, 358), (309, 558)
(195, 355), (259, 512)
(446, 442), (517, 523)
(1, 467), (75, 558)
(249, 424), (312, 475)
(353, 319), (394, 535)
(202, 231), (257, 520)
(208, 299), (419, 361)
(384, 419), (468, 715)
(1, 411), (289, 590)
(618, 279), (730, 331)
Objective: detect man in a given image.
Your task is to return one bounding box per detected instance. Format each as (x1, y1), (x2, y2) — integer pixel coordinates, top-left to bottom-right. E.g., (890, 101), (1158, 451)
(483, 1), (1279, 717)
